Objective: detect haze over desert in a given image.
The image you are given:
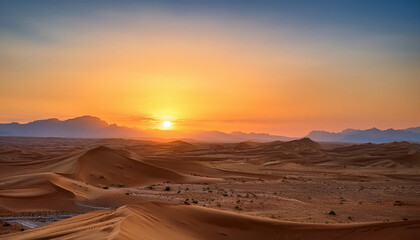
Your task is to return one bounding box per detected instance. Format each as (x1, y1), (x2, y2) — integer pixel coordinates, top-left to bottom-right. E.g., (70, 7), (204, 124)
(1, 0), (419, 239)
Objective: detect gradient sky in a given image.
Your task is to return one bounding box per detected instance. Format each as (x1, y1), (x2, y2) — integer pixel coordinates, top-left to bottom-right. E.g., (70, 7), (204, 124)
(1, 0), (419, 136)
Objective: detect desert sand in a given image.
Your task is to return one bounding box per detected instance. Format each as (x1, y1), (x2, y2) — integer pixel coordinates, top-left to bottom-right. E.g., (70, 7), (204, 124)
(0, 137), (419, 239)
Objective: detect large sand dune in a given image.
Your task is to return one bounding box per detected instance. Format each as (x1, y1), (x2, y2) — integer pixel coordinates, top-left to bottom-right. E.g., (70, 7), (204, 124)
(0, 173), (77, 212)
(0, 137), (419, 238)
(72, 146), (195, 187)
(3, 202), (419, 240)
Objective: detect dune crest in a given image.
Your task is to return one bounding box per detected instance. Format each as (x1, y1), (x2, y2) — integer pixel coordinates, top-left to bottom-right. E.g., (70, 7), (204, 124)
(72, 146), (200, 187)
(0, 173), (79, 212)
(3, 202), (420, 240)
(1, 137), (419, 237)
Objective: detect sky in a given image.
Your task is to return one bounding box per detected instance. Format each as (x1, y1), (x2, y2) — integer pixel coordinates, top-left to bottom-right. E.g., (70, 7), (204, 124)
(0, 0), (419, 137)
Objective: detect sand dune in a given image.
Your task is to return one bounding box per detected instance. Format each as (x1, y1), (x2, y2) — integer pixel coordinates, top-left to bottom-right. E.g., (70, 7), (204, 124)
(0, 145), (213, 212)
(0, 137), (419, 238)
(324, 141), (420, 167)
(3, 202), (419, 240)
(0, 173), (78, 212)
(72, 146), (195, 187)
(225, 138), (420, 168)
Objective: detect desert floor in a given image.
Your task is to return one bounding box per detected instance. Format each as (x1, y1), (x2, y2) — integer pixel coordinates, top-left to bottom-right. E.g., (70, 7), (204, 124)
(0, 137), (419, 239)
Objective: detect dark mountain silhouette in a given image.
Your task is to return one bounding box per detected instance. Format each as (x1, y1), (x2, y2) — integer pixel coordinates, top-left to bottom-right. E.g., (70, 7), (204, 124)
(405, 127), (420, 134)
(1, 116), (418, 143)
(0, 116), (292, 142)
(0, 116), (141, 138)
(230, 131), (292, 142)
(184, 130), (292, 142)
(307, 127), (420, 143)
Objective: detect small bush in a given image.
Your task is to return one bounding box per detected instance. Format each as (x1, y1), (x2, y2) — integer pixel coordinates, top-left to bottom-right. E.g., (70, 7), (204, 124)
(103, 186), (109, 189)
(348, 216), (353, 221)
(118, 184), (125, 187)
(165, 186), (171, 191)
(402, 218), (408, 221)
(329, 210), (336, 215)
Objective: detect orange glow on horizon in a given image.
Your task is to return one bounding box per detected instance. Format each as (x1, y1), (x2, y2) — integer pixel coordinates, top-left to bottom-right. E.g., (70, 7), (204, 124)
(0, 7), (419, 137)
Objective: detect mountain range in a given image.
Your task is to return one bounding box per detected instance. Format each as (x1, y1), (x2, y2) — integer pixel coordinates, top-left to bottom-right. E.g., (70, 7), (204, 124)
(0, 116), (419, 143)
(0, 116), (292, 142)
(306, 127), (420, 143)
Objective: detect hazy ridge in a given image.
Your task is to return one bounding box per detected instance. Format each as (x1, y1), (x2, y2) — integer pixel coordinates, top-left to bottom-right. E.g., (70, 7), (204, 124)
(1, 116), (419, 143)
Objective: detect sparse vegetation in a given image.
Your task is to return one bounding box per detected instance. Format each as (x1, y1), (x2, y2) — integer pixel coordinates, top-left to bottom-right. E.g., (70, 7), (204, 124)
(4, 135), (419, 239)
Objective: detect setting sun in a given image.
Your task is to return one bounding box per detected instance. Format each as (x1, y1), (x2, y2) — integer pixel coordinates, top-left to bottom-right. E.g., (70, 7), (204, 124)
(162, 121), (172, 129)
(0, 2), (419, 239)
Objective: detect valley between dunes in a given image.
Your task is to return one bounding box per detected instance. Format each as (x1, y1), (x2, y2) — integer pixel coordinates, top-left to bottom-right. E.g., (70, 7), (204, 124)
(0, 137), (419, 239)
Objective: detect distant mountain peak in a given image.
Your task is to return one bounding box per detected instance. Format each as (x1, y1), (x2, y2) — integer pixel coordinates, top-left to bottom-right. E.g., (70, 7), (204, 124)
(0, 116), (419, 143)
(64, 115), (109, 127)
(306, 126), (420, 143)
(341, 128), (357, 133)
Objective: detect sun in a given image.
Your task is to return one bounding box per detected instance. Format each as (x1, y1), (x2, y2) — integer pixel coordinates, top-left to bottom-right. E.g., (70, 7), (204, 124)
(162, 121), (172, 129)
